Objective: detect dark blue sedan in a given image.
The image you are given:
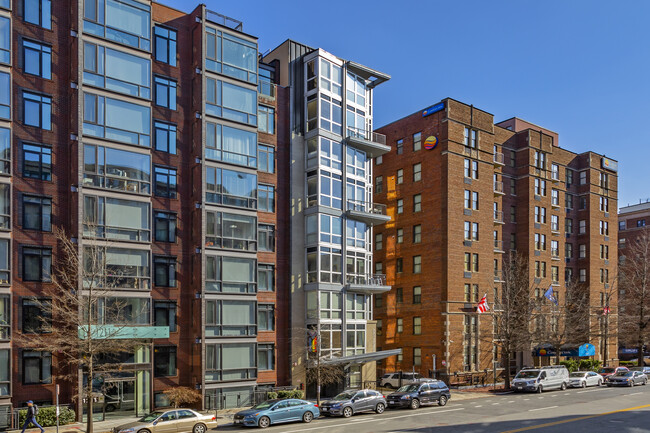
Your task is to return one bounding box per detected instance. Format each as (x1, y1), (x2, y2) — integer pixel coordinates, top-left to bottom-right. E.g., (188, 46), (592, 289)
(233, 399), (320, 428)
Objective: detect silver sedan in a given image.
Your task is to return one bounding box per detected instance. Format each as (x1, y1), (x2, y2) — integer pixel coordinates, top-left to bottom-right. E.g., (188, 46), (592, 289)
(568, 371), (603, 388)
(319, 389), (386, 418)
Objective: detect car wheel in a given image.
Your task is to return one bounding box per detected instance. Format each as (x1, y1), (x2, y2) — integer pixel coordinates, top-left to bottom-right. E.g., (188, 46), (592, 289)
(560, 382), (567, 391)
(581, 381), (586, 388)
(644, 380), (648, 386)
(438, 395), (448, 407)
(375, 403), (385, 414)
(302, 411), (313, 423)
(342, 406), (353, 418)
(598, 380), (602, 386)
(138, 429), (150, 433)
(258, 416), (271, 429)
(537, 385), (543, 394)
(410, 399), (420, 410)
(105, 404), (116, 413)
(192, 423), (206, 433)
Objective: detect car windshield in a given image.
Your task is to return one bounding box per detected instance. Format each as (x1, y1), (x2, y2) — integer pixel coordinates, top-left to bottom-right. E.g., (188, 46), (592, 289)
(397, 384), (420, 392)
(252, 400), (277, 410)
(569, 373), (586, 378)
(617, 372), (633, 377)
(139, 412), (164, 422)
(332, 392), (355, 401)
(516, 370), (540, 379)
(599, 368), (615, 374)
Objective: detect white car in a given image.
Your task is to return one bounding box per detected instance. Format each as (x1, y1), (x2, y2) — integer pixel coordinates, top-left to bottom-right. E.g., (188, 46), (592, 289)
(568, 371), (603, 388)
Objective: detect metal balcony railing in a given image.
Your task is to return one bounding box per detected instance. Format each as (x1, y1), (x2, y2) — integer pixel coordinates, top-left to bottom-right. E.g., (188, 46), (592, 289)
(493, 152), (505, 165)
(346, 274), (387, 286)
(551, 248), (560, 258)
(494, 239), (504, 251)
(205, 10), (243, 31)
(494, 210), (504, 224)
(346, 126), (387, 146)
(494, 181), (504, 194)
(347, 199), (387, 216)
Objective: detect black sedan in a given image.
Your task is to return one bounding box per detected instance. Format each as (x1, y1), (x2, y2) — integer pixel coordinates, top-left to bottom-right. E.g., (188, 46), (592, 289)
(386, 381), (450, 409)
(606, 371), (648, 387)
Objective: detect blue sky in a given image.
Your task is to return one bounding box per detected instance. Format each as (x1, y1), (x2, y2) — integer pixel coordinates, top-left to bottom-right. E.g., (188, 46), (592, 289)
(163, 0), (650, 208)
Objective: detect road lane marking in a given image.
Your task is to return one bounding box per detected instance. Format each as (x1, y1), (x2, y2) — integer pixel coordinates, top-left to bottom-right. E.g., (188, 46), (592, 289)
(500, 403), (650, 433)
(508, 401), (515, 403)
(492, 403), (500, 405)
(286, 407), (466, 432)
(629, 392), (643, 395)
(576, 389), (601, 393)
(475, 405), (483, 408)
(523, 398), (530, 401)
(528, 405), (558, 412)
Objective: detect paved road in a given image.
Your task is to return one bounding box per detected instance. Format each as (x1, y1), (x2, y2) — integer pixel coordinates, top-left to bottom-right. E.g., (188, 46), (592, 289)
(218, 384), (650, 432)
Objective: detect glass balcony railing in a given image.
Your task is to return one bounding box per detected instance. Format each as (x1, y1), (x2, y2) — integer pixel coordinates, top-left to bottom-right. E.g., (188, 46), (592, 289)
(493, 152), (505, 165)
(494, 181), (504, 195)
(346, 126), (387, 146)
(258, 81), (276, 99)
(346, 274), (387, 286)
(347, 199), (387, 216)
(205, 10), (243, 31)
(493, 210), (504, 224)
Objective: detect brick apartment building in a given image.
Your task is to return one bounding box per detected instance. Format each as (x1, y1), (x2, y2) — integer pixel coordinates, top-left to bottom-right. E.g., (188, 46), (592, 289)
(618, 201), (650, 248)
(373, 98), (618, 378)
(0, 0), (291, 424)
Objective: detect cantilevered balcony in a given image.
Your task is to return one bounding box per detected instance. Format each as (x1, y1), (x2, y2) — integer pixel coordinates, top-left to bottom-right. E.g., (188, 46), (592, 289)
(493, 152), (505, 166)
(494, 180), (505, 195)
(493, 210), (504, 225)
(345, 274), (391, 294)
(346, 199), (391, 226)
(345, 127), (391, 158)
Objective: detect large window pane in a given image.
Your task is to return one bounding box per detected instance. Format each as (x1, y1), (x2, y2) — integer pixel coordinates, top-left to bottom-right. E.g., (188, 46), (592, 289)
(206, 211), (257, 251)
(84, 0), (151, 51)
(205, 27), (256, 83)
(205, 256), (255, 293)
(205, 300), (255, 337)
(84, 247), (150, 290)
(84, 195), (150, 241)
(83, 42), (151, 98)
(206, 78), (257, 126)
(0, 16), (9, 65)
(99, 297), (150, 324)
(205, 122), (256, 167)
(83, 144), (151, 194)
(0, 72), (10, 119)
(83, 92), (151, 146)
(205, 167), (257, 209)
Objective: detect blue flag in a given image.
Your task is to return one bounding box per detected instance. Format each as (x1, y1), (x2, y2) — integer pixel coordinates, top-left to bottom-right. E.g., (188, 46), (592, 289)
(544, 285), (558, 305)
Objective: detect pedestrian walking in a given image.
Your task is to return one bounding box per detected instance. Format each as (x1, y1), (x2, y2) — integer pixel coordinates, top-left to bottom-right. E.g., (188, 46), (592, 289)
(21, 401), (45, 433)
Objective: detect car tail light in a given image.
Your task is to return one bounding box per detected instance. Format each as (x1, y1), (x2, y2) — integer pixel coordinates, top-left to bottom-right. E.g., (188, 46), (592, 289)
(314, 404), (318, 408)
(211, 416), (216, 421)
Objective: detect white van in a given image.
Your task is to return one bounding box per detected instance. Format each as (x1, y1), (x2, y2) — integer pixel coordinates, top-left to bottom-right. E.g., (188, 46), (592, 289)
(511, 365), (570, 393)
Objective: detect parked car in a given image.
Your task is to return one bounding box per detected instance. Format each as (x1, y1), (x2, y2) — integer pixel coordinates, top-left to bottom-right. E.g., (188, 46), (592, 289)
(320, 389), (386, 417)
(629, 366), (650, 375)
(113, 409), (217, 433)
(386, 381), (450, 409)
(511, 366), (569, 393)
(606, 371), (648, 387)
(568, 371), (603, 388)
(233, 399), (319, 428)
(380, 372), (430, 388)
(599, 366), (629, 382)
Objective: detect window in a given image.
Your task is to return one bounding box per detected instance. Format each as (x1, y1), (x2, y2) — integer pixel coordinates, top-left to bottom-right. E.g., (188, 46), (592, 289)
(464, 253), (471, 272)
(258, 185), (275, 212)
(23, 40), (51, 79)
(154, 166), (177, 198)
(566, 169), (574, 186)
(23, 91), (51, 130)
(579, 196), (587, 210)
(396, 139), (403, 154)
(600, 172), (609, 189)
(22, 247), (51, 281)
(258, 105), (274, 134)
(396, 258), (403, 273)
(206, 256), (256, 293)
(154, 346), (176, 377)
(84, 144), (151, 194)
(24, 0), (51, 29)
(551, 215), (559, 232)
(413, 256), (421, 273)
(154, 25), (176, 66)
(413, 163), (422, 182)
(258, 264), (274, 292)
(552, 189), (559, 206)
(397, 318), (403, 333)
(0, 295), (8, 340)
(320, 291), (342, 319)
(206, 122), (257, 168)
(413, 132), (421, 151)
(534, 151), (546, 170)
(0, 72), (8, 121)
(464, 127), (477, 148)
(84, 247), (150, 289)
(599, 221), (609, 236)
(258, 304), (274, 331)
(0, 349), (7, 397)
(206, 211), (257, 251)
(0, 16), (9, 65)
(551, 163), (559, 180)
(552, 266), (559, 283)
(395, 287), (403, 303)
(154, 76), (176, 109)
(318, 94), (342, 134)
(205, 27), (257, 83)
(534, 178), (547, 196)
(413, 317), (421, 335)
(375, 176), (383, 193)
(22, 298), (51, 333)
(413, 286), (421, 304)
(579, 220), (586, 234)
(464, 159), (478, 179)
(509, 150), (516, 167)
(397, 199), (403, 214)
(579, 244), (586, 259)
(258, 224), (275, 252)
(205, 343), (256, 382)
(413, 194), (422, 212)
(566, 243), (573, 258)
(22, 351), (51, 384)
(154, 212), (176, 242)
(619, 221), (626, 231)
(83, 0), (151, 51)
(413, 225), (421, 243)
(565, 193), (573, 209)
(154, 256), (176, 287)
(374, 294), (382, 308)
(396, 168), (403, 184)
(414, 347), (422, 366)
(206, 77), (257, 126)
(579, 268), (587, 282)
(472, 254), (479, 272)
(259, 66), (275, 97)
(23, 195), (51, 231)
(566, 218), (573, 234)
(154, 121), (176, 154)
(464, 221), (479, 241)
(258, 145), (274, 173)
(600, 197), (609, 212)
(258, 344), (275, 371)
(83, 93), (150, 146)
(206, 299), (256, 336)
(510, 178), (516, 195)
(396, 228), (403, 244)
(154, 301), (176, 332)
(579, 171), (587, 185)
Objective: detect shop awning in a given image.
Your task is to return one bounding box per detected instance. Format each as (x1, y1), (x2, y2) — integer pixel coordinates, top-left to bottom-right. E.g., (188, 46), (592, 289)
(532, 343), (595, 357)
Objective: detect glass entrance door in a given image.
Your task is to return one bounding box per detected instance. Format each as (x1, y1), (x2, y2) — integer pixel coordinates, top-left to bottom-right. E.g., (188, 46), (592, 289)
(103, 379), (136, 419)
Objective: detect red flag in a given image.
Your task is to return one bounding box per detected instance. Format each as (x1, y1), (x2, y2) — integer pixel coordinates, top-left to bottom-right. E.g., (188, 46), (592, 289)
(476, 294), (489, 313)
(603, 306), (611, 315)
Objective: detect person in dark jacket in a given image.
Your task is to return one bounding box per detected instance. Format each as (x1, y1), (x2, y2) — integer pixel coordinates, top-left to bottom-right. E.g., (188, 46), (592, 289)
(21, 401), (45, 433)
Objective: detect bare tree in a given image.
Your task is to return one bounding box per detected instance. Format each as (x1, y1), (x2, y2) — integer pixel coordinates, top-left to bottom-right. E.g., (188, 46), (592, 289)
(619, 228), (650, 367)
(492, 252), (536, 389)
(17, 227), (146, 433)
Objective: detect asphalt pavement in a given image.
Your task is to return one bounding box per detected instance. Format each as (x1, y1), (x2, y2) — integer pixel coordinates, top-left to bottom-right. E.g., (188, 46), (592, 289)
(217, 383), (650, 432)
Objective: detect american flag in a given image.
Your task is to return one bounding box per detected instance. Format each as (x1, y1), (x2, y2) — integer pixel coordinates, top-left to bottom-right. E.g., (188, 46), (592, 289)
(476, 294), (490, 313)
(603, 306), (611, 315)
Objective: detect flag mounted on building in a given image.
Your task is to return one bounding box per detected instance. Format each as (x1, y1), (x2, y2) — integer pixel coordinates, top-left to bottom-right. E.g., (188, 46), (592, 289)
(476, 294), (489, 313)
(603, 306), (611, 315)
(544, 285), (558, 305)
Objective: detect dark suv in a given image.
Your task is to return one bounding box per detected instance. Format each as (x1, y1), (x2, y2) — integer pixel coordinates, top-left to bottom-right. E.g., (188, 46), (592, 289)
(386, 381), (450, 409)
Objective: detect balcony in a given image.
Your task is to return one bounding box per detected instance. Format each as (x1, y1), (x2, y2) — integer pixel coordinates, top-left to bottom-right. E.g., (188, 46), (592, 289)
(494, 239), (504, 253)
(494, 181), (505, 195)
(345, 127), (391, 158)
(345, 274), (391, 294)
(346, 199), (391, 226)
(493, 210), (504, 225)
(206, 10), (243, 31)
(258, 81), (276, 100)
(493, 152), (505, 166)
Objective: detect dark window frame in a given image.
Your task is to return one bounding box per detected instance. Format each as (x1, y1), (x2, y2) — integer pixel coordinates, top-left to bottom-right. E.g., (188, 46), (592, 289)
(22, 246), (51, 282)
(153, 255), (176, 288)
(22, 38), (52, 79)
(153, 300), (177, 332)
(154, 121), (177, 154)
(21, 297), (51, 334)
(22, 194), (52, 231)
(23, 0), (51, 30)
(154, 166), (177, 198)
(22, 350), (52, 385)
(154, 211), (177, 243)
(154, 25), (177, 66)
(153, 345), (177, 377)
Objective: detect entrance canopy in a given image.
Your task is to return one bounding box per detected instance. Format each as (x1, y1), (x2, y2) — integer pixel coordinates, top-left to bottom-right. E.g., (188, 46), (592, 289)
(321, 349), (402, 367)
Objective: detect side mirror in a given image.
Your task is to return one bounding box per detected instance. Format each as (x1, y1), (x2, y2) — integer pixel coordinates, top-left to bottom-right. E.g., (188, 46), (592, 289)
(153, 422), (158, 426)
(351, 399), (356, 403)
